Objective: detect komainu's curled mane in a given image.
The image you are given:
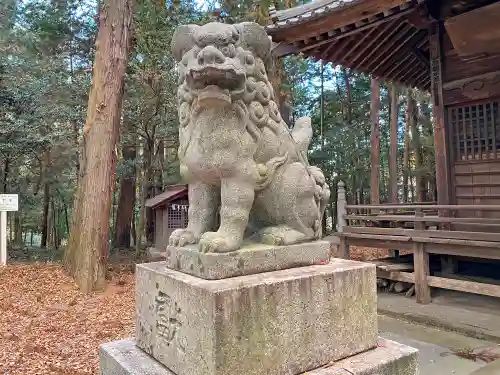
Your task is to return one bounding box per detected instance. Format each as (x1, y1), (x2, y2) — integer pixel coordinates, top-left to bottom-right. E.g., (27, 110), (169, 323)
(169, 21), (330, 253)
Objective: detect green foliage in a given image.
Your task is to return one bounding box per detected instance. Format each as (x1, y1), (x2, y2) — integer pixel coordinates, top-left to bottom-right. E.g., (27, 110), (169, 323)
(1, 0), (434, 246)
(1, 0), (94, 244)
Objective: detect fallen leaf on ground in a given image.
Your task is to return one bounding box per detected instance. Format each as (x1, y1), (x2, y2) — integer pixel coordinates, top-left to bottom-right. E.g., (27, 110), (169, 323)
(350, 246), (411, 261)
(0, 247), (395, 374)
(0, 263), (135, 375)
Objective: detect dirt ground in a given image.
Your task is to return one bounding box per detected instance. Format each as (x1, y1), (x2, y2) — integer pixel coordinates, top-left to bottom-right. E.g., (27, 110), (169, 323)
(349, 246), (406, 261)
(0, 263), (135, 375)
(0, 246), (392, 375)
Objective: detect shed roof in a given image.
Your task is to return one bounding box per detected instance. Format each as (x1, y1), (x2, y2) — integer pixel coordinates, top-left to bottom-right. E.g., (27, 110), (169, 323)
(145, 184), (188, 209)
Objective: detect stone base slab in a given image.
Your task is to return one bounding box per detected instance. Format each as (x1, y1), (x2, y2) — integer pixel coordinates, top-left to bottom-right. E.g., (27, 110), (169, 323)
(100, 337), (418, 375)
(136, 259), (377, 375)
(165, 240), (330, 279)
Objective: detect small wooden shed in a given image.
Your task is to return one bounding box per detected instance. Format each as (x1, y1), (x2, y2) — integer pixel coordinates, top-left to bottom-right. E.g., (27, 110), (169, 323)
(145, 184), (188, 249)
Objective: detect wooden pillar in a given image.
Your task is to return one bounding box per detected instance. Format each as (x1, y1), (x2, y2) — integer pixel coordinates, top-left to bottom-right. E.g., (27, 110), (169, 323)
(370, 77), (381, 204)
(336, 181), (349, 259)
(413, 243), (431, 304)
(413, 209), (431, 303)
(389, 84), (399, 204)
(429, 22), (451, 205)
(336, 181), (347, 233)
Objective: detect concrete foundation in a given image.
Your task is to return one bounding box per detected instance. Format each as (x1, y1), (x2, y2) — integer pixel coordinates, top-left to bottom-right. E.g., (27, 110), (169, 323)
(100, 337), (418, 375)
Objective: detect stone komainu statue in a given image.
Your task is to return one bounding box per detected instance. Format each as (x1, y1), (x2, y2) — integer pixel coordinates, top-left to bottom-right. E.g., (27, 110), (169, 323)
(169, 22), (330, 253)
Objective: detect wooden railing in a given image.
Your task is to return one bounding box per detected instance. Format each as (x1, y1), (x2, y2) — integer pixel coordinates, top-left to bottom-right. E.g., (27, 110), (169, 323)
(336, 181), (500, 232)
(334, 181), (500, 304)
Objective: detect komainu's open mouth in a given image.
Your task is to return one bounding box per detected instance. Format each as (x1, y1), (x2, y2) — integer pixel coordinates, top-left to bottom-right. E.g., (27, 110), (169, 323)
(187, 66), (245, 93)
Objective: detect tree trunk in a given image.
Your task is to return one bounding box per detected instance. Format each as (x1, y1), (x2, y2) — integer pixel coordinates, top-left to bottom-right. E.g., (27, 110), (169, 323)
(403, 92), (411, 202)
(131, 208), (136, 247)
(114, 144), (137, 248)
(2, 158), (9, 193)
(146, 142), (155, 244)
(64, 146), (85, 274)
(52, 201), (59, 249)
(331, 181), (337, 230)
(343, 68), (359, 207)
(156, 140), (164, 194)
(408, 89), (426, 202)
(370, 77), (381, 204)
(14, 213), (22, 246)
(47, 193), (54, 248)
(136, 139), (153, 254)
(389, 84), (399, 203)
(72, 119), (80, 178)
(9, 215), (13, 242)
(41, 177), (50, 248)
(65, 0), (134, 292)
(64, 202), (70, 239)
(421, 97), (434, 201)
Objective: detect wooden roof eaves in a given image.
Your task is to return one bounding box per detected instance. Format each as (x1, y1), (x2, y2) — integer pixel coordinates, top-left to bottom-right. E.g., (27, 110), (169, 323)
(352, 20), (408, 69)
(269, 0), (360, 22)
(267, 0), (425, 43)
(292, 5), (416, 55)
(271, 42), (300, 58)
(298, 29), (430, 90)
(320, 38), (342, 60)
(366, 27), (423, 71)
(408, 68), (428, 87)
(271, 19), (431, 90)
(325, 36), (357, 61)
(396, 57), (422, 82)
(381, 53), (413, 77)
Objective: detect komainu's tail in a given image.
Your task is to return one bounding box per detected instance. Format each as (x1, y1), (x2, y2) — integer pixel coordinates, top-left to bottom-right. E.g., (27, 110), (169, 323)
(291, 116), (312, 163)
(308, 165), (331, 238)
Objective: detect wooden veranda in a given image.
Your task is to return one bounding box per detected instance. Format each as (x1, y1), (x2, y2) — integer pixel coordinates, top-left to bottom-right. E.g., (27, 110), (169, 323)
(267, 0), (500, 303)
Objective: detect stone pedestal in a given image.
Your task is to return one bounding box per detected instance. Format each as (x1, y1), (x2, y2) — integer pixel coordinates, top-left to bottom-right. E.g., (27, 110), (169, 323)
(165, 240), (330, 279)
(136, 259), (377, 375)
(100, 337), (418, 375)
(100, 242), (418, 375)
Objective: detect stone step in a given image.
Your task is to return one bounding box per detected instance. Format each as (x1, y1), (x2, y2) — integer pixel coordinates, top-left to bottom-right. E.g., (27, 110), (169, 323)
(100, 337), (418, 375)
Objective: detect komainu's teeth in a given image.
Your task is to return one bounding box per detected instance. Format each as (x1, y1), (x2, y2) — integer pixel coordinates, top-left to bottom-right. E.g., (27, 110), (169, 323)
(188, 68), (244, 92)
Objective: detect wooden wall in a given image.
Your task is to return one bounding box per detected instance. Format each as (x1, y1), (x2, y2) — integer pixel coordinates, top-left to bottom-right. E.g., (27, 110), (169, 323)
(441, 24), (500, 216)
(454, 161), (500, 213)
(153, 197), (189, 249)
(442, 35), (500, 107)
(446, 100), (500, 216)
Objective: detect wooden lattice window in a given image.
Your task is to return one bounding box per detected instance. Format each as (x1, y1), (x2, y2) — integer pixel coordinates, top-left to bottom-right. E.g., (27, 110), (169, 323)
(167, 199), (189, 229)
(449, 101), (500, 161)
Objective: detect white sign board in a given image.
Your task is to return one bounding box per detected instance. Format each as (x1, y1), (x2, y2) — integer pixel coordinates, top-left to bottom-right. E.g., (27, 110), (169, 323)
(0, 194), (18, 212)
(0, 194), (18, 265)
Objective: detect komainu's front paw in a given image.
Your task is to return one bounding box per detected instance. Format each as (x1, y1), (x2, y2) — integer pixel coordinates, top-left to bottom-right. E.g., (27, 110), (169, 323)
(169, 229), (197, 247)
(199, 232), (240, 253)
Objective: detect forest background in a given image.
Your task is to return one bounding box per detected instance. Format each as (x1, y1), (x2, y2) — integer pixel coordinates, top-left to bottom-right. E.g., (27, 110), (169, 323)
(0, 0), (435, 289)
